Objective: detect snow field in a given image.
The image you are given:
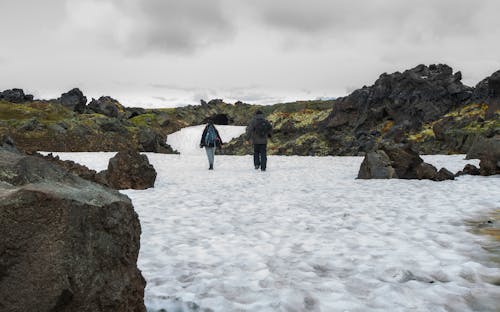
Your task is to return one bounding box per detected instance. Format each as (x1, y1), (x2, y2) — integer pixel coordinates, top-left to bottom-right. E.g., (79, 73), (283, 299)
(53, 151), (500, 312)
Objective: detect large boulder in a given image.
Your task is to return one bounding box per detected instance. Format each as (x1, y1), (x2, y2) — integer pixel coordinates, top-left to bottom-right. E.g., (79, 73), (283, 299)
(137, 128), (175, 153)
(416, 162), (438, 180)
(0, 88), (33, 103)
(357, 150), (396, 179)
(358, 144), (454, 181)
(466, 135), (500, 176)
(58, 88), (87, 113)
(381, 144), (423, 179)
(100, 150), (156, 190)
(0, 147), (146, 312)
(87, 96), (125, 118)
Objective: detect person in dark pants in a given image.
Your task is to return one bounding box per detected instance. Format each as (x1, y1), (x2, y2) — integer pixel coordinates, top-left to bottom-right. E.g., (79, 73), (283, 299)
(200, 120), (223, 170)
(246, 110), (272, 171)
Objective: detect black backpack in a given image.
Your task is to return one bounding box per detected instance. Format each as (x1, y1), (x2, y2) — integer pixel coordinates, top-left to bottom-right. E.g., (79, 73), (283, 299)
(255, 119), (271, 137)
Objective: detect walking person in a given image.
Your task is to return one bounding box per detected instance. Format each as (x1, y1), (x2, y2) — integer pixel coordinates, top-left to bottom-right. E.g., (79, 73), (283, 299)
(246, 110), (272, 171)
(200, 120), (223, 170)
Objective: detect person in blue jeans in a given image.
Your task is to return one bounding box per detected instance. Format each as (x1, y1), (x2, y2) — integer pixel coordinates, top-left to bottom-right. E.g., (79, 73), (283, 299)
(246, 110), (272, 171)
(200, 120), (223, 170)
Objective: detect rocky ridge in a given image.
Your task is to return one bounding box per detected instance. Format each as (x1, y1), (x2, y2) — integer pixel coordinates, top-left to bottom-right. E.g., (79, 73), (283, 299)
(0, 64), (498, 159)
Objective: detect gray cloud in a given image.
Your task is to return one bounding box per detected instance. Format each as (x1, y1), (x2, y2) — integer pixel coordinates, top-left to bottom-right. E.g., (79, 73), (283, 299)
(249, 0), (489, 40)
(1, 0), (500, 107)
(99, 0), (235, 55)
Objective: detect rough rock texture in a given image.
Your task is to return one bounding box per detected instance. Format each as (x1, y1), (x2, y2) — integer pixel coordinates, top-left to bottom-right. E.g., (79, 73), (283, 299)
(138, 128), (173, 153)
(357, 150), (396, 179)
(324, 64), (471, 132)
(35, 152), (102, 184)
(473, 69), (500, 100)
(0, 88), (33, 103)
(416, 162), (438, 180)
(0, 147), (146, 312)
(87, 96), (125, 118)
(58, 88), (87, 113)
(456, 164), (480, 177)
(358, 144), (454, 181)
(382, 145), (424, 179)
(100, 150), (156, 190)
(466, 135), (500, 176)
(435, 168), (455, 181)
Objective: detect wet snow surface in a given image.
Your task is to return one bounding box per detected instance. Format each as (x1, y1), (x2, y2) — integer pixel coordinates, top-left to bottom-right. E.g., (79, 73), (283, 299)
(53, 152), (500, 312)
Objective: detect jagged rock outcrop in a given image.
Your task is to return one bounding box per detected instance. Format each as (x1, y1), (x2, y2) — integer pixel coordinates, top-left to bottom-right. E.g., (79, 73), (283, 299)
(138, 128), (173, 153)
(358, 144), (454, 181)
(473, 70), (500, 100)
(325, 64), (472, 132)
(0, 88), (33, 103)
(0, 147), (146, 312)
(207, 99), (224, 106)
(35, 152), (102, 184)
(87, 96), (125, 118)
(99, 150), (157, 190)
(58, 88), (87, 113)
(36, 151), (159, 190)
(125, 107), (147, 119)
(466, 135), (500, 176)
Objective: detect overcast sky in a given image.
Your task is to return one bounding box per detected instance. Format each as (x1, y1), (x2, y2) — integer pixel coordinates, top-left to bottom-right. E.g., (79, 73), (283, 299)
(1, 0), (499, 107)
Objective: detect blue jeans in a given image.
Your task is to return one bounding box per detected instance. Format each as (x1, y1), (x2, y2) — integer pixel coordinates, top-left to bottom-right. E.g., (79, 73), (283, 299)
(205, 147), (215, 166)
(253, 144), (267, 170)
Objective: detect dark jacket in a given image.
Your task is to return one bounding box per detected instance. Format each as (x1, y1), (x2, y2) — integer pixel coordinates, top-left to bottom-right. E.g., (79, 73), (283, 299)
(246, 113), (272, 144)
(200, 123), (223, 148)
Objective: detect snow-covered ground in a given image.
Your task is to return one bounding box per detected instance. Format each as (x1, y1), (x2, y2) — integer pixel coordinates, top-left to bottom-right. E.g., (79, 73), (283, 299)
(166, 124), (246, 155)
(51, 150), (500, 312)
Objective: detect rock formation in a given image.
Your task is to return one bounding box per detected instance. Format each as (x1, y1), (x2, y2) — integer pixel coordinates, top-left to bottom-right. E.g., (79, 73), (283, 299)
(58, 88), (87, 113)
(87, 96), (126, 118)
(99, 150), (157, 190)
(357, 144), (454, 181)
(0, 88), (33, 103)
(324, 64), (471, 132)
(465, 135), (500, 176)
(0, 146), (146, 312)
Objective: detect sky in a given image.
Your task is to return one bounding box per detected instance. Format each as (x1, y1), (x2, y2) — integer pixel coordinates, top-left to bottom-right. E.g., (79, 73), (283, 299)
(1, 0), (499, 108)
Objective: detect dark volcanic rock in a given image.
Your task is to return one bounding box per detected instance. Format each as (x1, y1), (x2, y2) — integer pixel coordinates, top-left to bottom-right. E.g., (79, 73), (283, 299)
(0, 88), (33, 103)
(58, 88), (87, 113)
(473, 70), (500, 100)
(456, 164), (480, 176)
(87, 96), (125, 118)
(357, 150), (396, 179)
(381, 144), (423, 179)
(467, 135), (500, 160)
(416, 162), (438, 180)
(435, 168), (455, 181)
(35, 152), (102, 184)
(0, 147), (146, 312)
(324, 64), (472, 131)
(358, 144), (454, 181)
(125, 107), (147, 119)
(207, 99), (224, 106)
(0, 135), (17, 152)
(138, 128), (174, 153)
(100, 150), (156, 190)
(469, 136), (500, 176)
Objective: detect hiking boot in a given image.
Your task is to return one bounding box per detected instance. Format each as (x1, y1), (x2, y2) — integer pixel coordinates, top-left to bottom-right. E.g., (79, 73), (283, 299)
(261, 168), (266, 171)
(255, 165), (260, 170)
(209, 164), (213, 170)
